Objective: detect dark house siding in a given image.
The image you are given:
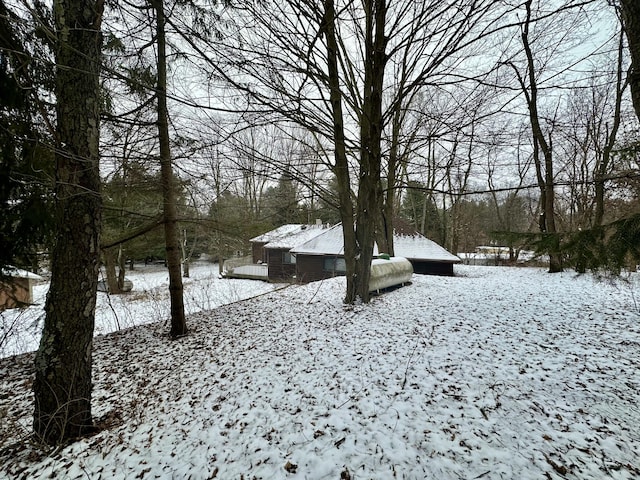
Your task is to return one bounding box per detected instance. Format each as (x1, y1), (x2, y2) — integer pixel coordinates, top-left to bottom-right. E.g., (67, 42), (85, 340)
(295, 254), (348, 283)
(267, 248), (296, 281)
(295, 255), (329, 283)
(295, 255), (455, 283)
(410, 260), (454, 276)
(252, 242), (268, 264)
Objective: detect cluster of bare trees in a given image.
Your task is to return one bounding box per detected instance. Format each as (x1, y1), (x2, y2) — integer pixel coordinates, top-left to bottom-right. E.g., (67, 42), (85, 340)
(2, 0), (640, 444)
(98, 0), (639, 289)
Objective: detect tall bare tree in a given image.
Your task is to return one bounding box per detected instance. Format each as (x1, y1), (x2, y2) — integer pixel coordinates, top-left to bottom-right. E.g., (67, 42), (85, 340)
(319, 0), (358, 300)
(559, 30), (628, 231)
(100, 0), (189, 335)
(508, 0), (564, 272)
(153, 0), (187, 336)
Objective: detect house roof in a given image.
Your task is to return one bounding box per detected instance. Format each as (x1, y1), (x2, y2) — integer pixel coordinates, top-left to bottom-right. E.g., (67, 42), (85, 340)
(250, 224), (304, 243)
(264, 224), (331, 250)
(289, 224), (460, 263)
(392, 234), (460, 263)
(289, 224), (345, 255)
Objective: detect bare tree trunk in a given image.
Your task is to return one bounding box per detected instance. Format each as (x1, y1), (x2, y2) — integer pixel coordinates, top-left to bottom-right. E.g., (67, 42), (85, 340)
(620, 0), (640, 122)
(102, 246), (127, 294)
(420, 193), (428, 235)
(103, 248), (122, 294)
(378, 104), (404, 257)
(323, 0), (356, 303)
(182, 229), (190, 278)
(354, 0), (388, 303)
(595, 27), (626, 226)
(117, 246), (126, 286)
(33, 0), (103, 444)
(519, 0), (563, 273)
(154, 0), (187, 337)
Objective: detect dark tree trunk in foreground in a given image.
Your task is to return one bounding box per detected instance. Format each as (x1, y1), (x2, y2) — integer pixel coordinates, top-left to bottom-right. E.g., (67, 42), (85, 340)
(354, 0), (388, 302)
(323, 0), (388, 303)
(620, 0), (640, 122)
(323, 0), (357, 303)
(154, 0), (187, 337)
(33, 0), (103, 444)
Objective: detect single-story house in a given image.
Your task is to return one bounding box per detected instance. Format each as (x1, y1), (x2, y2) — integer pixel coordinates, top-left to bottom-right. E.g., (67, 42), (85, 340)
(392, 232), (461, 275)
(261, 224), (332, 281)
(289, 223), (460, 283)
(223, 223), (330, 281)
(250, 224), (304, 264)
(288, 224), (346, 283)
(0, 266), (43, 310)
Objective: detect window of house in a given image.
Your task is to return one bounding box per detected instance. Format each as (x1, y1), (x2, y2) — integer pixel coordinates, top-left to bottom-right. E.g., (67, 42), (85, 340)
(283, 252), (296, 264)
(323, 256), (346, 272)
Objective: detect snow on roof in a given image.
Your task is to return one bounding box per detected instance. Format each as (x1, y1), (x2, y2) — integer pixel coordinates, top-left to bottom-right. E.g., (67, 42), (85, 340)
(290, 224), (460, 263)
(0, 266), (43, 280)
(249, 224), (303, 243)
(290, 224), (345, 255)
(264, 224), (330, 250)
(392, 234), (461, 263)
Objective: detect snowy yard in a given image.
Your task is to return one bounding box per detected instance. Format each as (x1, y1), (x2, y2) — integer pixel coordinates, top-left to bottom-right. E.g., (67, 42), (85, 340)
(1, 265), (639, 479)
(0, 262), (284, 359)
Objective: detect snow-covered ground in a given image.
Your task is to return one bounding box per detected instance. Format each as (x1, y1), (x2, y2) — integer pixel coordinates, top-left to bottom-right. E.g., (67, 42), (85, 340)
(0, 262), (284, 359)
(1, 265), (639, 479)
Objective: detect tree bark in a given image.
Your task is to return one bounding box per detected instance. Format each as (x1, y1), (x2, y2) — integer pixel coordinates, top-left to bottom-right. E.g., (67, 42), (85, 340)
(33, 0), (103, 444)
(103, 249), (122, 294)
(354, 0), (388, 303)
(102, 247), (127, 293)
(182, 229), (190, 278)
(620, 0), (640, 122)
(154, 0), (187, 337)
(594, 26), (626, 226)
(323, 0), (357, 303)
(378, 104), (404, 257)
(521, 0), (562, 273)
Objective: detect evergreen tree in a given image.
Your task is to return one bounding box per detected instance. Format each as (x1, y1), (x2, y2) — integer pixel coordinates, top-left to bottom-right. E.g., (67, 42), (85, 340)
(208, 191), (269, 261)
(399, 182), (444, 244)
(0, 0), (55, 270)
(262, 171), (303, 225)
(102, 168), (166, 289)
